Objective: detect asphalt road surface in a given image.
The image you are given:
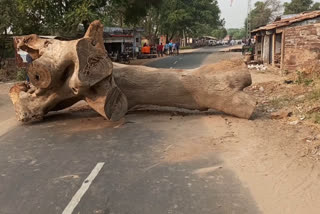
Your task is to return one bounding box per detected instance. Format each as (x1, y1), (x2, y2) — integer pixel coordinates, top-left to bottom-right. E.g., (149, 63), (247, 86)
(145, 46), (225, 69)
(0, 47), (260, 214)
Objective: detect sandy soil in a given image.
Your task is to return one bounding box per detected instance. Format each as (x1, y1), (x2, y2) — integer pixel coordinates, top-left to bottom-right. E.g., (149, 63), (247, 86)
(144, 112), (320, 214)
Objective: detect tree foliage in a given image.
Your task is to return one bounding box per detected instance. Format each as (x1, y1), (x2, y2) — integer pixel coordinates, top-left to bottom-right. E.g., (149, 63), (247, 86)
(158, 0), (223, 40)
(1, 0), (161, 36)
(248, 0), (281, 30)
(211, 28), (227, 39)
(1, 0), (223, 46)
(227, 28), (246, 40)
(284, 0), (320, 14)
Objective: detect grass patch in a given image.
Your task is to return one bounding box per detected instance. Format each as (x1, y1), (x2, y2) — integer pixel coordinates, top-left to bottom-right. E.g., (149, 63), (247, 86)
(269, 97), (292, 109)
(16, 68), (27, 81)
(296, 70), (314, 86)
(307, 112), (320, 124)
(307, 89), (320, 100)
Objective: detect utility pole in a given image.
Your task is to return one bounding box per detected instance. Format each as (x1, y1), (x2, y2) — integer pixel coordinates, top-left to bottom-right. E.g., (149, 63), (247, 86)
(230, 0), (252, 38)
(246, 0), (252, 39)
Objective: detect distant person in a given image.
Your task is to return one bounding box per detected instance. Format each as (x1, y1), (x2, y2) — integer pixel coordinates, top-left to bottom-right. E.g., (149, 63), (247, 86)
(164, 43), (169, 55)
(175, 41), (180, 55)
(25, 53), (33, 83)
(143, 42), (147, 47)
(169, 40), (173, 55)
(157, 43), (164, 57)
(173, 42), (176, 55)
(159, 43), (164, 57)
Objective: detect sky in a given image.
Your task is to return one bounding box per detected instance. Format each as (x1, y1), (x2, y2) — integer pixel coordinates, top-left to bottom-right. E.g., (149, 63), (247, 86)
(218, 0), (320, 29)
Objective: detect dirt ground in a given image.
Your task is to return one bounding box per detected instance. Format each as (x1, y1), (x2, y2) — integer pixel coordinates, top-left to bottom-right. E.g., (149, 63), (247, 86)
(141, 58), (320, 214)
(2, 55), (320, 213)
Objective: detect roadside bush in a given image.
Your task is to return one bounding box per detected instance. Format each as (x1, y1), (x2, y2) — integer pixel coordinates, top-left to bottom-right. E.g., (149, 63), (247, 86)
(0, 68), (16, 81)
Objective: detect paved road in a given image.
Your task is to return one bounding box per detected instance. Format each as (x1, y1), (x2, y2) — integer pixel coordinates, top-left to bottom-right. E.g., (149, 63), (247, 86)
(0, 48), (260, 214)
(146, 46), (240, 69)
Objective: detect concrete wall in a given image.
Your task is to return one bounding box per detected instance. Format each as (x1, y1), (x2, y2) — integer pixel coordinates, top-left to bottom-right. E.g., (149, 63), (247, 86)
(283, 23), (320, 72)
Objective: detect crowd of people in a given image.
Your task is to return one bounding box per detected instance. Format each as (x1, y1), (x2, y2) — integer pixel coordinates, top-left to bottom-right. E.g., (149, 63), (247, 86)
(156, 40), (180, 57)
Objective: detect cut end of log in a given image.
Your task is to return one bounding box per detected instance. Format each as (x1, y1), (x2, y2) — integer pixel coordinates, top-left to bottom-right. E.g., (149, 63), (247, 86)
(9, 83), (44, 122)
(76, 38), (113, 86)
(28, 61), (52, 89)
(105, 86), (128, 121)
(85, 85), (128, 122)
(84, 20), (106, 53)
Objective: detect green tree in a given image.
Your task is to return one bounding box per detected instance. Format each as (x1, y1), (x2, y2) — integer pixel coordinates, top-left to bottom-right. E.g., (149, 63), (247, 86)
(211, 28), (227, 39)
(246, 0), (281, 31)
(159, 0), (223, 41)
(311, 2), (320, 10)
(283, 0), (319, 14)
(2, 0), (162, 37)
(101, 0), (162, 27)
(0, 0), (19, 59)
(227, 28), (246, 40)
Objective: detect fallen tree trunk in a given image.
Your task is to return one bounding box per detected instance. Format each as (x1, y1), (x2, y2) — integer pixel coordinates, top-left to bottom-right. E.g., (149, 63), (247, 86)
(113, 63), (256, 119)
(9, 20), (255, 122)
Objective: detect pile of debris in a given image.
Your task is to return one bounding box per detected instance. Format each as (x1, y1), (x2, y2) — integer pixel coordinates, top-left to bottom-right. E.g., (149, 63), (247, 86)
(248, 64), (267, 71)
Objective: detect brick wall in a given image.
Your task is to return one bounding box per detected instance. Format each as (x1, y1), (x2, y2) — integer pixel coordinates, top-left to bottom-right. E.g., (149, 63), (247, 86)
(283, 23), (320, 73)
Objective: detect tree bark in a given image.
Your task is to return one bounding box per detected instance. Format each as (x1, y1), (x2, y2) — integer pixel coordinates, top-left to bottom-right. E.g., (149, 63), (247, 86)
(113, 63), (255, 119)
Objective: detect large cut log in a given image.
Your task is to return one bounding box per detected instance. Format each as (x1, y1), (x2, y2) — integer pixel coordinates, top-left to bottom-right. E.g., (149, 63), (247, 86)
(113, 63), (255, 119)
(10, 20), (128, 122)
(9, 20), (255, 122)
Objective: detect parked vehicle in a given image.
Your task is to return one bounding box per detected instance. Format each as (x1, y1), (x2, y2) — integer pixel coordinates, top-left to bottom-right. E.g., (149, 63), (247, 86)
(117, 52), (130, 64)
(108, 52), (130, 64)
(208, 40), (217, 46)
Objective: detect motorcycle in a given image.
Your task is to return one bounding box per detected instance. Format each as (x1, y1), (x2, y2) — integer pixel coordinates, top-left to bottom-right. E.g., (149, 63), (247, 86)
(117, 52), (130, 64)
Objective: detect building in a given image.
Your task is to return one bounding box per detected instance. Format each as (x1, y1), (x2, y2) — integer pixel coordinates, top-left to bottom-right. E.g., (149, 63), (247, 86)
(251, 11), (320, 72)
(103, 27), (143, 56)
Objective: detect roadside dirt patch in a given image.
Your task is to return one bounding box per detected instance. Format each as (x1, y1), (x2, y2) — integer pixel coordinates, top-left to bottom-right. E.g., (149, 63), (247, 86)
(145, 112), (320, 214)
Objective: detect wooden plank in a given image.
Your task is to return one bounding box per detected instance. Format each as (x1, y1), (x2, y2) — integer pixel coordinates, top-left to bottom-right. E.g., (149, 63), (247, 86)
(272, 33), (276, 66)
(280, 31), (285, 73)
(276, 27), (284, 34)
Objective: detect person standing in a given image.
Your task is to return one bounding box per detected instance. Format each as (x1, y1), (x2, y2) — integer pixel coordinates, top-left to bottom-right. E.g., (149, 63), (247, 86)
(164, 43), (169, 55)
(175, 41), (180, 55)
(157, 43), (161, 57)
(159, 43), (164, 57)
(169, 40), (173, 55)
(25, 53), (33, 83)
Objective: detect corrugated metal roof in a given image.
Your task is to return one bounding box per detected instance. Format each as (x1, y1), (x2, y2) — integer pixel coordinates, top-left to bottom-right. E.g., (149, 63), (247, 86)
(252, 10), (320, 33)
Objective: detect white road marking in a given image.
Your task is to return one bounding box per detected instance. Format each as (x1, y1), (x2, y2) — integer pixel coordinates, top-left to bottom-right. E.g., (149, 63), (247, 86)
(62, 162), (105, 214)
(173, 61), (178, 64)
(192, 165), (223, 175)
